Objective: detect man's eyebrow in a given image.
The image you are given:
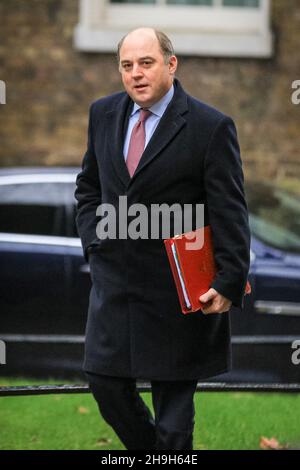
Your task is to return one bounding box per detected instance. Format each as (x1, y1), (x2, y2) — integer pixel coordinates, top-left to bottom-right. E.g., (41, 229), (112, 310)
(139, 56), (155, 61)
(120, 56), (155, 64)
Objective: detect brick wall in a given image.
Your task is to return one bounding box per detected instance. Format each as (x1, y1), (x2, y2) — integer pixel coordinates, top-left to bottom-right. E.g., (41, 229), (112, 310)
(0, 0), (299, 182)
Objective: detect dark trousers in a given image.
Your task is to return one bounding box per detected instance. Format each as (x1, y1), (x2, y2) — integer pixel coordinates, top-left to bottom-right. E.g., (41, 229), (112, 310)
(85, 371), (198, 450)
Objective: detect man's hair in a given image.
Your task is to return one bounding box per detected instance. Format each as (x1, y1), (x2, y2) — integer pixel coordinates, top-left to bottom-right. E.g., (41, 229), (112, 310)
(117, 29), (175, 65)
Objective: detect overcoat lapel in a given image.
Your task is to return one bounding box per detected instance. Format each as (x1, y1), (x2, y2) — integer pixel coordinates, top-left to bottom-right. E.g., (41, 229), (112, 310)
(131, 93), (188, 184)
(105, 79), (189, 188)
(105, 93), (132, 188)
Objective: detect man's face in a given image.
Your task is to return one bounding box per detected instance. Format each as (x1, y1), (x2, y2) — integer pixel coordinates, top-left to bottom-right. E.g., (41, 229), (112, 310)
(119, 30), (177, 108)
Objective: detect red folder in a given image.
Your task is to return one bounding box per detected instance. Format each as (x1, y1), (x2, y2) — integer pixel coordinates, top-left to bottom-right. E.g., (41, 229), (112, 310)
(164, 225), (251, 314)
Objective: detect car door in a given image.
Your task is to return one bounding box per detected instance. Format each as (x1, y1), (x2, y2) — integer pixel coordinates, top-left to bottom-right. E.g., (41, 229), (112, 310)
(0, 176), (75, 374)
(229, 183), (300, 382)
(0, 179), (73, 331)
(61, 181), (92, 336)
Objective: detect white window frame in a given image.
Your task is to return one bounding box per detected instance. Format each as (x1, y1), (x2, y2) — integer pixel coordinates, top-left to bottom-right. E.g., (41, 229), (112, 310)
(74, 0), (273, 57)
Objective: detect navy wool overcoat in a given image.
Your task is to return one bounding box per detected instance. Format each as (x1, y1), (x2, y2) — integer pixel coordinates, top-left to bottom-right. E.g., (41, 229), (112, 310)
(75, 78), (250, 381)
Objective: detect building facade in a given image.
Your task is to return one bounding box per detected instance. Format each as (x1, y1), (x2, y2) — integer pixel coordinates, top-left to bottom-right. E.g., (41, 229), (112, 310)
(0, 0), (299, 182)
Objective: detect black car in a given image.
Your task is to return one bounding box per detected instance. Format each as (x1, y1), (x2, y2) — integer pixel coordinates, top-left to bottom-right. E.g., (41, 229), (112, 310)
(0, 167), (300, 383)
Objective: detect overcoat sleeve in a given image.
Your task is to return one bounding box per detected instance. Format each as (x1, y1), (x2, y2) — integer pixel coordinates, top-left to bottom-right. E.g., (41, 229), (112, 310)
(74, 103), (101, 262)
(204, 116), (251, 308)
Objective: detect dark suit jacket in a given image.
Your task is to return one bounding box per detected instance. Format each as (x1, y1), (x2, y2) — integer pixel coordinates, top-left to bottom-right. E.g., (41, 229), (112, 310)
(74, 78), (250, 380)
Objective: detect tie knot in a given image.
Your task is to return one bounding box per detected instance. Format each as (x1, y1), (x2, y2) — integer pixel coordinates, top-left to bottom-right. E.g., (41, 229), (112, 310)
(139, 108), (151, 123)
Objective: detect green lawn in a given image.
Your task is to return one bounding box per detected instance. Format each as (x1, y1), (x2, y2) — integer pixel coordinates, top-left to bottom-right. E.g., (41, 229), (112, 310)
(1, 378), (300, 450)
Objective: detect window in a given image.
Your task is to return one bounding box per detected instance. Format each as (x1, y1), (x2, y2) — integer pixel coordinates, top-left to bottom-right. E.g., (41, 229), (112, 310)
(106, 0), (259, 5)
(246, 182), (300, 254)
(223, 1), (259, 6)
(0, 183), (69, 237)
(74, 0), (272, 57)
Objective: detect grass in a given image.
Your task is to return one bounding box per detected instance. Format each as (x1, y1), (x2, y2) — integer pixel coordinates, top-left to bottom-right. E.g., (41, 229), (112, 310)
(1, 378), (300, 450)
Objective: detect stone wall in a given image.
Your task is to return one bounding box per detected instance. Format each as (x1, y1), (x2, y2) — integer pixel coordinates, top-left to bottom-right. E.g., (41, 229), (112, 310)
(0, 0), (299, 183)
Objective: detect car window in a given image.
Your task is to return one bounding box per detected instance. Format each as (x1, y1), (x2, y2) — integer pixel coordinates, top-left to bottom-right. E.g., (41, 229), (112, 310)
(245, 182), (300, 253)
(0, 182), (70, 237)
(64, 183), (79, 238)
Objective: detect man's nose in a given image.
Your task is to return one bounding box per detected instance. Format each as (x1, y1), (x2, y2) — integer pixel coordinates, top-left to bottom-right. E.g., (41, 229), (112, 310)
(131, 64), (143, 78)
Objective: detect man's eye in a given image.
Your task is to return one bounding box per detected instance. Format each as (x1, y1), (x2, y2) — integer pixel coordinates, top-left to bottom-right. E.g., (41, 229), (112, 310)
(143, 61), (152, 66)
(123, 64), (132, 70)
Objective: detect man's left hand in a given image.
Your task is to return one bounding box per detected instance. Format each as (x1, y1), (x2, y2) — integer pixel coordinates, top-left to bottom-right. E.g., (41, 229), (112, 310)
(199, 288), (232, 314)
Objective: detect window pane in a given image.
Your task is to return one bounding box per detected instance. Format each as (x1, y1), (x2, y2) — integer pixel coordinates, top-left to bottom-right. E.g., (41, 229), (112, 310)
(65, 183), (79, 238)
(0, 183), (68, 237)
(246, 183), (300, 253)
(110, 0), (213, 3)
(223, 0), (259, 7)
(0, 204), (64, 236)
(110, 0), (155, 4)
(167, 0), (212, 4)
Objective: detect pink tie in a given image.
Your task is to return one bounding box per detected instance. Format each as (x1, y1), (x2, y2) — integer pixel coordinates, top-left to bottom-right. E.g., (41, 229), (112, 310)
(126, 109), (152, 177)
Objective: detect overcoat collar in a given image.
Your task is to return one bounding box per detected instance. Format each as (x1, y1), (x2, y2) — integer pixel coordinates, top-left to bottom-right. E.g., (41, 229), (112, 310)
(105, 78), (189, 188)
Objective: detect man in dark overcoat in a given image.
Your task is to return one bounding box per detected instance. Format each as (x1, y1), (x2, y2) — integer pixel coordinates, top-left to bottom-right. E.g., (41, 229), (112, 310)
(74, 27), (250, 450)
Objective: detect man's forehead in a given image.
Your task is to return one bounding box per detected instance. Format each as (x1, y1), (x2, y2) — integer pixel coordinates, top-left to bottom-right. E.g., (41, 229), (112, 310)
(120, 53), (157, 63)
(123, 28), (157, 44)
(120, 33), (161, 58)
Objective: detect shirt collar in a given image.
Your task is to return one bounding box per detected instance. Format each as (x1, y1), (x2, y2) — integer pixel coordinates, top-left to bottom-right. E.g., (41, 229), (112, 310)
(131, 84), (174, 118)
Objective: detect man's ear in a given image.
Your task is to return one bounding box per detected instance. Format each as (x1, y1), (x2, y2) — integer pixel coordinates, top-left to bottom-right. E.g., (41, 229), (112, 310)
(169, 55), (178, 75)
